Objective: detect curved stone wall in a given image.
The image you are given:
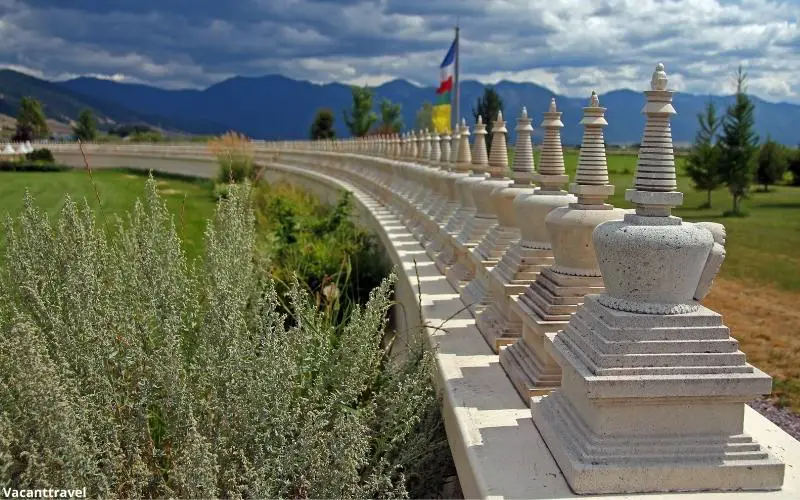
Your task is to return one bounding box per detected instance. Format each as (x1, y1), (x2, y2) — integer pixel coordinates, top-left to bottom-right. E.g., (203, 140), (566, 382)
(44, 139), (800, 499)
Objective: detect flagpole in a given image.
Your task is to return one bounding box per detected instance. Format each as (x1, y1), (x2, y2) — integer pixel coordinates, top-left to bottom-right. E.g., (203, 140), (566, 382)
(453, 22), (460, 132)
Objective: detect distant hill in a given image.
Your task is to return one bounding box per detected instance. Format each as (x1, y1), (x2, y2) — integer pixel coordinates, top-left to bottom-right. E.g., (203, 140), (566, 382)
(0, 69), (228, 136)
(5, 69), (788, 145)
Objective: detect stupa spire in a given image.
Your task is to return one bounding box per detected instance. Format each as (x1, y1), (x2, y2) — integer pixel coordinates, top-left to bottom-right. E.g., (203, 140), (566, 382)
(431, 129), (442, 164)
(421, 128), (432, 162)
(537, 98), (568, 191)
(471, 115), (489, 172)
(457, 118), (472, 168)
(488, 111), (509, 178)
(627, 63), (681, 216)
(450, 127), (460, 164)
(571, 91), (614, 206)
(440, 131), (451, 166)
(511, 106), (534, 185)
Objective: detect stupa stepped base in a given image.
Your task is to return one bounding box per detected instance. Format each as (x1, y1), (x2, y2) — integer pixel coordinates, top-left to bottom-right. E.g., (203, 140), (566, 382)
(499, 336), (561, 400)
(445, 247), (478, 291)
(454, 214), (496, 248)
(432, 201), (460, 226)
(408, 211), (430, 240)
(443, 207), (474, 236)
(425, 198), (447, 222)
(418, 217), (442, 245)
(460, 261), (495, 316)
(434, 238), (459, 274)
(531, 294), (784, 494)
(460, 224), (522, 314)
(501, 268), (603, 401)
(475, 298), (525, 353)
(532, 390), (784, 494)
(513, 268), (603, 325)
(491, 241), (554, 287)
(472, 225), (520, 263)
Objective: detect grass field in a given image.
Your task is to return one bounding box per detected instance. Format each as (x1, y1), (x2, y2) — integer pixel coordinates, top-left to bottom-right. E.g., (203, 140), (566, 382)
(1, 157), (799, 410)
(0, 168), (217, 261)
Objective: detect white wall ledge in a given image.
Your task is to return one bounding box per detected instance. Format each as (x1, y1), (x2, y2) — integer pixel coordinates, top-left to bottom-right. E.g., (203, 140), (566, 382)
(48, 145), (800, 499)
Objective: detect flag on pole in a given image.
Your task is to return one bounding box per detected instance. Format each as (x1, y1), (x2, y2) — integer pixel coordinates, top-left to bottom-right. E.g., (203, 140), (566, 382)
(432, 37), (457, 133)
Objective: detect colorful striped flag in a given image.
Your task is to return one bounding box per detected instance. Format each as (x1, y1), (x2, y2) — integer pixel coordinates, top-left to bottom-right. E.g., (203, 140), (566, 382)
(432, 37), (457, 133)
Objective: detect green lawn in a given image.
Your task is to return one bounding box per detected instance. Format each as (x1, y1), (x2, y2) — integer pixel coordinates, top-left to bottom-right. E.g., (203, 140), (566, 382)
(0, 169), (217, 261)
(523, 149), (800, 292)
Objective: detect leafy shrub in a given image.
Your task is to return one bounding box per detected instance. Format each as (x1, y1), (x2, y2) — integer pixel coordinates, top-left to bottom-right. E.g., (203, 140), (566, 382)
(128, 130), (165, 143)
(24, 148), (55, 163)
(208, 131), (255, 183)
(0, 179), (447, 498)
(0, 161), (69, 172)
(253, 182), (388, 321)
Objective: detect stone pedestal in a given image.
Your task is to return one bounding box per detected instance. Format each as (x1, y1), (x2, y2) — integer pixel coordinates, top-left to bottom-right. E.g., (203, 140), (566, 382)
(532, 296), (784, 494)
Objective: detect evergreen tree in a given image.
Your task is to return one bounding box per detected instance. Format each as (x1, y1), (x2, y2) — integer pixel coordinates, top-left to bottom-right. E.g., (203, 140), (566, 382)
(472, 87), (503, 150)
(685, 100), (722, 208)
(13, 96), (49, 141)
(73, 108), (98, 141)
(376, 98), (403, 134)
(718, 66), (758, 215)
(788, 148), (800, 186)
(755, 138), (788, 191)
(310, 108), (336, 140)
(342, 86), (377, 137)
(414, 101), (433, 131)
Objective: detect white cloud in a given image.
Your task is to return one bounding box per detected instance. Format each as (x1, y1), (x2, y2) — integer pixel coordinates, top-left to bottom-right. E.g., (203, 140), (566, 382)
(0, 0), (797, 102)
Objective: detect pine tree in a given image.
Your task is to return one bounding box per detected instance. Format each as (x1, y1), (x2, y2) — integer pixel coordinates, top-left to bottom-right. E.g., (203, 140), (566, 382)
(788, 148), (800, 186)
(13, 97), (49, 141)
(376, 98), (403, 134)
(718, 66), (758, 215)
(310, 108), (336, 140)
(342, 86), (377, 137)
(755, 138), (788, 191)
(73, 108), (98, 141)
(414, 101), (433, 131)
(472, 87), (503, 149)
(685, 100), (722, 208)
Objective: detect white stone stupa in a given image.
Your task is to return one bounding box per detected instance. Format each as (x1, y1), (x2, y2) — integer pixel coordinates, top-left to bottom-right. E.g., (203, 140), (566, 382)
(435, 117), (487, 274)
(500, 91), (627, 399)
(445, 112), (512, 289)
(461, 107), (535, 314)
(425, 121), (472, 260)
(476, 99), (576, 352)
(531, 63), (785, 494)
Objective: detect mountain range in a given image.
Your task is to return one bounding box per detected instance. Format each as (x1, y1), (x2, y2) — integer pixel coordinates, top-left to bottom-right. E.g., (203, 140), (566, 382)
(2, 68), (798, 145)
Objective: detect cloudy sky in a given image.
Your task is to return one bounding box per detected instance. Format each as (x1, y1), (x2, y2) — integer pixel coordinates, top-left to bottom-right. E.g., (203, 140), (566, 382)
(0, 0), (798, 102)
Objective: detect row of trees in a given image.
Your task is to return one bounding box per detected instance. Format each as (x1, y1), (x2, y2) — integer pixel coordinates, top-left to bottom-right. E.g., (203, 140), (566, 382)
(12, 96), (99, 142)
(310, 86), (404, 140)
(686, 67), (799, 215)
(310, 85), (507, 143)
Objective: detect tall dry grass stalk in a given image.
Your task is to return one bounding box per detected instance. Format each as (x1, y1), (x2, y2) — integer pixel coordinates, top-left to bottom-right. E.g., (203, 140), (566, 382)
(207, 131), (255, 183)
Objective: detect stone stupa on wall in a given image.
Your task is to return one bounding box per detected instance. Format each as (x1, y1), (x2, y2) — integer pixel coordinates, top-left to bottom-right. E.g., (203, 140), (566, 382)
(530, 63), (785, 494)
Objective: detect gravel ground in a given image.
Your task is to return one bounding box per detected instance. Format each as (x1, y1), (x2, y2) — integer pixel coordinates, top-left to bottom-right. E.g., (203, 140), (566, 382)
(749, 398), (800, 441)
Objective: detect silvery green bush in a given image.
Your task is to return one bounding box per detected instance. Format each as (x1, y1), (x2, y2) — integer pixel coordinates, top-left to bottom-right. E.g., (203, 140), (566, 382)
(0, 179), (446, 498)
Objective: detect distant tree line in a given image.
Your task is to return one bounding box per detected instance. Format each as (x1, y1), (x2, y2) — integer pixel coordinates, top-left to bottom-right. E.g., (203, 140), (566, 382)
(309, 84), (506, 143)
